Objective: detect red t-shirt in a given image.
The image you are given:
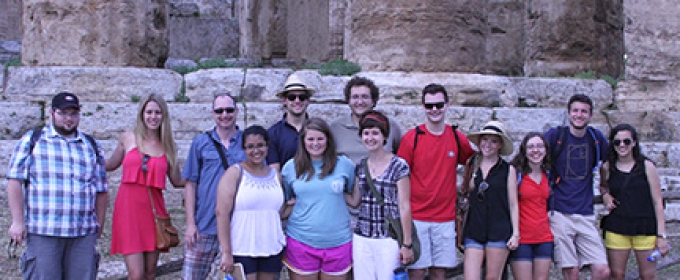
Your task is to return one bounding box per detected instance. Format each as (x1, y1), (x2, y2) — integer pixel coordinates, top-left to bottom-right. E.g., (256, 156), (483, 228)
(518, 173), (554, 243)
(397, 124), (475, 222)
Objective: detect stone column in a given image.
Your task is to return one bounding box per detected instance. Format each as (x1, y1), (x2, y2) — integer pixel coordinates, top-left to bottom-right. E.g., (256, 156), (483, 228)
(523, 0), (624, 77)
(22, 0), (169, 67)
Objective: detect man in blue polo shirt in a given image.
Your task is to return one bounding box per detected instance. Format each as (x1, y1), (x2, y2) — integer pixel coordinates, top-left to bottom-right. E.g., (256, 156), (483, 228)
(267, 73), (314, 170)
(182, 93), (246, 279)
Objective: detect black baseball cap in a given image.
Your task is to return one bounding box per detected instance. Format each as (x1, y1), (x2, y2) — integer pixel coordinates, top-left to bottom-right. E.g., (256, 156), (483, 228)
(52, 92), (81, 109)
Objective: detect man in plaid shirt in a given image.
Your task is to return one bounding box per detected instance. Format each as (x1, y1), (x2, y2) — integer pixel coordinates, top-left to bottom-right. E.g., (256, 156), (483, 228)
(6, 92), (108, 280)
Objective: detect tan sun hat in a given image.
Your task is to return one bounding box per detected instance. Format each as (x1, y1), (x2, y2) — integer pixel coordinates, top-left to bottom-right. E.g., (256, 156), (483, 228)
(276, 73), (315, 97)
(468, 121), (514, 156)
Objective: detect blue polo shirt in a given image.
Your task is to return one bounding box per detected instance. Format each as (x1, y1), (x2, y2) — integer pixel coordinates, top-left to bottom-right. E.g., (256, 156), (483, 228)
(182, 127), (246, 234)
(267, 115), (303, 166)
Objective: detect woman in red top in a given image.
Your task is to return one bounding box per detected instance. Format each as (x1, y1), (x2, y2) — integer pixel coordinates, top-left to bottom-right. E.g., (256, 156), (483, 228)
(107, 94), (185, 280)
(509, 132), (554, 280)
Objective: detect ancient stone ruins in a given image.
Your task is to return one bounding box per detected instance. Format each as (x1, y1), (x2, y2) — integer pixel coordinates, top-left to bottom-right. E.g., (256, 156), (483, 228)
(0, 0), (679, 278)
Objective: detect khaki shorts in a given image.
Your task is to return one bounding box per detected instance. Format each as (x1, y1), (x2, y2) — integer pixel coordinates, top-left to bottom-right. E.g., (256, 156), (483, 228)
(407, 220), (458, 269)
(549, 212), (607, 268)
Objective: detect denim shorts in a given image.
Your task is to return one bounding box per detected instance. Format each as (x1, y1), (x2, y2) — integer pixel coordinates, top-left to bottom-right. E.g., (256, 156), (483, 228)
(509, 242), (554, 261)
(464, 238), (507, 250)
(233, 251), (283, 274)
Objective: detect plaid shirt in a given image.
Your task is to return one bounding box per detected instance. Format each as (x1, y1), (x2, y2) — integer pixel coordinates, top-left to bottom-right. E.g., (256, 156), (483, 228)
(6, 126), (108, 237)
(355, 156), (410, 238)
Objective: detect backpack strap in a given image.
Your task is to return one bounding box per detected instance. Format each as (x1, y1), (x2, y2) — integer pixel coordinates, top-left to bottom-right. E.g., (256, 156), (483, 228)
(205, 131), (229, 170)
(29, 127), (101, 163)
(586, 126), (601, 172)
(413, 125), (461, 161)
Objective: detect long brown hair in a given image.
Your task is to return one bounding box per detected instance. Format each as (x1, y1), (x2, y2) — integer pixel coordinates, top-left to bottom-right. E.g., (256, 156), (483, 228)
(294, 118), (338, 181)
(511, 132), (552, 175)
(134, 94), (178, 170)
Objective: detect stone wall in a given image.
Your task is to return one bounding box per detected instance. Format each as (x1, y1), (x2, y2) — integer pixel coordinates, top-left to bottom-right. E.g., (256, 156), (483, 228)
(169, 2), (239, 59)
(0, 0), (22, 40)
(286, 0), (333, 62)
(22, 0), (169, 67)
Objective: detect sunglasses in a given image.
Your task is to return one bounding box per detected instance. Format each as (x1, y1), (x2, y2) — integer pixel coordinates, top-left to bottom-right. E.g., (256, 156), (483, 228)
(285, 94), (310, 102)
(424, 102), (446, 110)
(477, 181), (489, 201)
(613, 138), (633, 146)
(213, 107), (236, 114)
(7, 240), (19, 259)
(141, 154), (150, 173)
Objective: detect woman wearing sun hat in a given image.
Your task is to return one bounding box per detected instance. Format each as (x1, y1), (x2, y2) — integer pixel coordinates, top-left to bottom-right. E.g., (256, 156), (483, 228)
(461, 121), (519, 280)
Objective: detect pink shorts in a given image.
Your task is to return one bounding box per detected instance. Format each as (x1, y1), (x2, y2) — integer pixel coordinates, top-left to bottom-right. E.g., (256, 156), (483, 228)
(283, 236), (352, 275)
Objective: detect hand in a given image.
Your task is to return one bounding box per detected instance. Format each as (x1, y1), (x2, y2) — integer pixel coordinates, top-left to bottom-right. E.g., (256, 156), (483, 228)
(219, 253), (234, 273)
(603, 193), (618, 211)
(657, 237), (670, 256)
(507, 235), (519, 250)
(8, 222), (26, 245)
(184, 224), (199, 247)
(286, 198), (296, 206)
(399, 246), (414, 264)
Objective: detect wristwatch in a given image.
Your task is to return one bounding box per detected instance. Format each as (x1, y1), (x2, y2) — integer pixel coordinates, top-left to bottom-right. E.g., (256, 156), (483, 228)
(658, 233), (668, 239)
(402, 243), (413, 249)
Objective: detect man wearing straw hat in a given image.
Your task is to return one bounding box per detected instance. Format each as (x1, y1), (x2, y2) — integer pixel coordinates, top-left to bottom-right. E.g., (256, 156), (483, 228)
(267, 73), (314, 171)
(397, 84), (476, 280)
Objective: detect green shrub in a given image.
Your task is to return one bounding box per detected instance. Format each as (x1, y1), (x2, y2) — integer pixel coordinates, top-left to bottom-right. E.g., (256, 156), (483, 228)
(197, 57), (230, 70)
(317, 58), (361, 76)
(172, 66), (197, 75)
(573, 71), (597, 79)
(600, 75), (620, 89)
(4, 57), (22, 69)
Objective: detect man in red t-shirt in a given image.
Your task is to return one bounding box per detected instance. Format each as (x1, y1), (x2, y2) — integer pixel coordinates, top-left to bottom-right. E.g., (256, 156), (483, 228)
(397, 84), (475, 280)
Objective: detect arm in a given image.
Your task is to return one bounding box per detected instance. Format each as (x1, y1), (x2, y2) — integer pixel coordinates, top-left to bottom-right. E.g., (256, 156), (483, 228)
(184, 180), (199, 245)
(278, 173), (295, 219)
(215, 166), (240, 272)
(105, 131), (131, 172)
(167, 164), (186, 188)
(7, 178), (27, 244)
(506, 165), (520, 250)
(269, 163), (281, 172)
(396, 175), (414, 264)
(95, 192), (108, 238)
(599, 162), (616, 210)
(345, 178), (361, 207)
(646, 160), (669, 255)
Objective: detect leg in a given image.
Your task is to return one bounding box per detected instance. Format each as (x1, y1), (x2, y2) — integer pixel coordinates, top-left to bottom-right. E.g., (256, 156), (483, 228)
(143, 251), (160, 280)
(255, 272), (278, 280)
(573, 215), (609, 280)
(182, 234), (221, 280)
(429, 221), (458, 280)
(464, 239), (486, 280)
(351, 234), (376, 278)
(483, 246), (510, 280)
(408, 220), (432, 280)
(510, 261), (533, 280)
(63, 234), (98, 280)
(21, 234), (65, 280)
(290, 271), (320, 280)
(124, 253), (146, 280)
(320, 273), (347, 280)
(633, 249), (657, 280)
(429, 267), (448, 280)
(606, 249), (630, 280)
(532, 259), (552, 280)
(561, 267), (579, 280)
(550, 213), (579, 280)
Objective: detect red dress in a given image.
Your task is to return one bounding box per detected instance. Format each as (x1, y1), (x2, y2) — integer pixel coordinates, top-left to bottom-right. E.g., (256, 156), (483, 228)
(110, 148), (170, 255)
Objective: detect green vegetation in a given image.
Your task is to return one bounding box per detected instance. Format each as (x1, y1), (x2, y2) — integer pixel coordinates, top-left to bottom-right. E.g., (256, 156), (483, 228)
(573, 71), (597, 79)
(175, 81), (190, 102)
(572, 71), (623, 90)
(317, 58), (361, 76)
(4, 57), (22, 69)
(131, 94), (140, 102)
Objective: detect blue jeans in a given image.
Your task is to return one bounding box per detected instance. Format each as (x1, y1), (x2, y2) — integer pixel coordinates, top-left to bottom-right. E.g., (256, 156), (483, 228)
(21, 233), (99, 280)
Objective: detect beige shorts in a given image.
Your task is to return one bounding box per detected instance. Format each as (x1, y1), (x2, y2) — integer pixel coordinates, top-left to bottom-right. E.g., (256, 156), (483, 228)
(407, 220), (458, 269)
(549, 211), (608, 268)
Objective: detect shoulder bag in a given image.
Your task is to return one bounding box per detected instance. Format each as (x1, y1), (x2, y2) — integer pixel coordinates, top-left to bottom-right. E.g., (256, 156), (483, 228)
(457, 155), (476, 253)
(141, 153), (180, 250)
(363, 159), (421, 264)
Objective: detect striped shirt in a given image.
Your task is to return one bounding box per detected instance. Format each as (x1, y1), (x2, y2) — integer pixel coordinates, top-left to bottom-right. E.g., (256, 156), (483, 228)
(6, 126), (108, 237)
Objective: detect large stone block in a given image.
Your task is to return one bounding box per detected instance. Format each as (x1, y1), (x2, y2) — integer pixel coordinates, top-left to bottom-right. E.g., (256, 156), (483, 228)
(286, 0), (337, 62)
(0, 0), (22, 41)
(624, 0), (680, 81)
(0, 102), (43, 140)
(346, 0), (486, 72)
(615, 80), (680, 111)
(484, 0), (524, 75)
(242, 68), (294, 102)
(524, 0), (624, 77)
(603, 110), (680, 141)
(4, 67), (182, 102)
(168, 16), (239, 60)
(22, 0), (169, 67)
(509, 77), (613, 111)
(184, 68), (246, 102)
(0, 40), (21, 64)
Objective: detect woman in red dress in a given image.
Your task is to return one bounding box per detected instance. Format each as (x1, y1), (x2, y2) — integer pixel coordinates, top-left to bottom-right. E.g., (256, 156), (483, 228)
(107, 94), (184, 280)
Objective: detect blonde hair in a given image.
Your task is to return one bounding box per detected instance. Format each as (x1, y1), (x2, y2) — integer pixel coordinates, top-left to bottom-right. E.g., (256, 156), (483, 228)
(134, 94), (178, 170)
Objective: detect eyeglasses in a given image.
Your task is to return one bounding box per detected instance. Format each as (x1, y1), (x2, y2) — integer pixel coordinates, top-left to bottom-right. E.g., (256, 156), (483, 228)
(245, 142), (267, 150)
(7, 240), (19, 259)
(141, 154), (150, 173)
(477, 181), (489, 201)
(55, 110), (80, 118)
(213, 107), (236, 115)
(526, 144), (546, 150)
(423, 102), (446, 110)
(350, 94), (371, 100)
(285, 94), (310, 102)
(613, 138), (633, 146)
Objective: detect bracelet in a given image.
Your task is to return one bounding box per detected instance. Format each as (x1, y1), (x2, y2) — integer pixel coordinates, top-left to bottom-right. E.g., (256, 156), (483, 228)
(658, 234), (668, 239)
(601, 190), (609, 195)
(402, 243), (413, 249)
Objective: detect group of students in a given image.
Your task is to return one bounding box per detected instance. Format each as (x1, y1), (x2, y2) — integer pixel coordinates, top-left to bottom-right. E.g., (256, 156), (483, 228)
(5, 77), (670, 280)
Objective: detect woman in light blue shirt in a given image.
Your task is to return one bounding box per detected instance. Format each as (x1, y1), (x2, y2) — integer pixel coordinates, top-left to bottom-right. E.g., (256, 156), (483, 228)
(281, 117), (361, 279)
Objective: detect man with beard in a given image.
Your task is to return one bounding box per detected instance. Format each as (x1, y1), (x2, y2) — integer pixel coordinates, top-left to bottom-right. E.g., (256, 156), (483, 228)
(266, 73), (314, 171)
(544, 94), (610, 280)
(397, 84), (475, 280)
(330, 76), (402, 164)
(7, 92), (108, 280)
(182, 93), (247, 279)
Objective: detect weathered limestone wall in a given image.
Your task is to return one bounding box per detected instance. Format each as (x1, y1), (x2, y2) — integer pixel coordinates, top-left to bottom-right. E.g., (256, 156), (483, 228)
(286, 0), (342, 62)
(523, 0), (624, 77)
(0, 0), (22, 40)
(168, 2), (239, 59)
(615, 0), (680, 111)
(239, 0), (280, 59)
(22, 0), (169, 67)
(484, 0), (524, 76)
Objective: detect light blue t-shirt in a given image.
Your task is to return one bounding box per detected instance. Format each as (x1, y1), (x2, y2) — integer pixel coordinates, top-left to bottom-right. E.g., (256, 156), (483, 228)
(282, 155), (355, 248)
